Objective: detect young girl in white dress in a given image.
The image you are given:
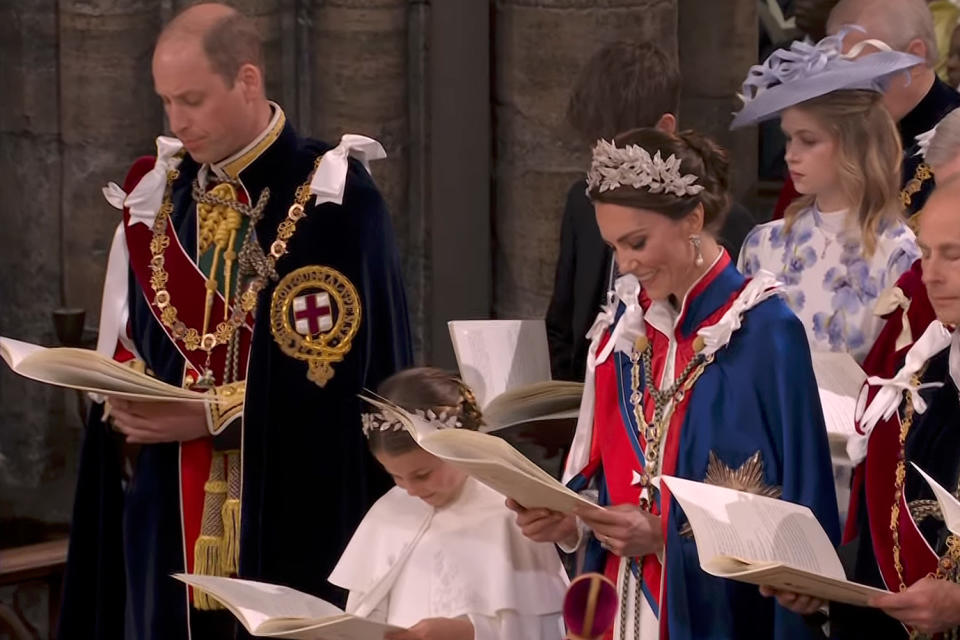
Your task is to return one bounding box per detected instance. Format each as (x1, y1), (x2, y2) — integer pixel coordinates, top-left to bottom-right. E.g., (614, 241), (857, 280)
(734, 32), (921, 363)
(328, 367), (568, 640)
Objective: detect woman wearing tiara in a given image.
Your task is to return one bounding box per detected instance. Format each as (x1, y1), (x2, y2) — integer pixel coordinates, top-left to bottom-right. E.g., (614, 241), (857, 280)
(509, 127), (840, 639)
(734, 30), (923, 364)
(328, 367), (568, 640)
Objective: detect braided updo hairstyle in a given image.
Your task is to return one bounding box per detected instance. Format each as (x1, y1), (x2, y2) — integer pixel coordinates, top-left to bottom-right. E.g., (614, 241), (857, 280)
(365, 367), (484, 456)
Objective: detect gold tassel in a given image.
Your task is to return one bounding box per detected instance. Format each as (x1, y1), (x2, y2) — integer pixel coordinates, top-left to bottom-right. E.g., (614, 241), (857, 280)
(220, 449), (242, 574)
(220, 499), (241, 574)
(192, 454), (228, 610)
(192, 535), (224, 610)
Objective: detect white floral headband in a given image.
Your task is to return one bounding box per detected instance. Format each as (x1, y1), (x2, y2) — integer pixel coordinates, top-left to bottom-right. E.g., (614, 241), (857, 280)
(361, 407), (462, 437)
(586, 138), (704, 198)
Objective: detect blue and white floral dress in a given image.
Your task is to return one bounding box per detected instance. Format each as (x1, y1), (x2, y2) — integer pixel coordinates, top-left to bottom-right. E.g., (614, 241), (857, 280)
(738, 206), (919, 363)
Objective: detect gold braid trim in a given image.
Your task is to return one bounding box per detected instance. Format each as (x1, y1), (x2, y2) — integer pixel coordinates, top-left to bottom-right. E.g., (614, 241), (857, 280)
(193, 454), (228, 610)
(936, 535), (960, 582)
(205, 381), (246, 436)
(891, 373), (921, 593)
(900, 162), (932, 211)
(220, 450), (242, 574)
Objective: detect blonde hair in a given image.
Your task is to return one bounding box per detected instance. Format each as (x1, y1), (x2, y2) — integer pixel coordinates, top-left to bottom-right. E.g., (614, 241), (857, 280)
(783, 90), (904, 256)
(827, 0), (938, 67)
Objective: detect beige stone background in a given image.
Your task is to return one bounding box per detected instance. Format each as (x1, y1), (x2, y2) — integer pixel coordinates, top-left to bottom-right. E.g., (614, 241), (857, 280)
(0, 0), (755, 635)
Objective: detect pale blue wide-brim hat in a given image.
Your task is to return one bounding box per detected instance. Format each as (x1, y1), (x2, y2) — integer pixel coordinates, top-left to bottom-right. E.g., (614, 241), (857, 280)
(730, 29), (925, 130)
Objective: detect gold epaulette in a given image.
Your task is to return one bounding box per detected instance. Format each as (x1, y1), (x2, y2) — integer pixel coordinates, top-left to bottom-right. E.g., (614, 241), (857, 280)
(204, 381), (246, 436)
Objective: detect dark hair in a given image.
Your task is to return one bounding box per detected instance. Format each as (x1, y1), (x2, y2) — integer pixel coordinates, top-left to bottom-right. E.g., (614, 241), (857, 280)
(366, 367), (483, 456)
(588, 128), (732, 233)
(203, 13), (264, 86)
(567, 41), (681, 143)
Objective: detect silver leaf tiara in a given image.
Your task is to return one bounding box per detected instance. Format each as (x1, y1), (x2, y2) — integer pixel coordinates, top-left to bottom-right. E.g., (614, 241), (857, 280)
(586, 139), (704, 198)
(361, 407), (462, 437)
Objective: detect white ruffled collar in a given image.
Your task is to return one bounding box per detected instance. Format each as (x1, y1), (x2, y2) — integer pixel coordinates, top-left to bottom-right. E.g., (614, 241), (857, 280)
(587, 253), (782, 366)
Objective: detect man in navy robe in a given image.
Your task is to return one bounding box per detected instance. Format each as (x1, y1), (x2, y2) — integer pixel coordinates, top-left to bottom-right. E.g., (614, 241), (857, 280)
(57, 5), (412, 639)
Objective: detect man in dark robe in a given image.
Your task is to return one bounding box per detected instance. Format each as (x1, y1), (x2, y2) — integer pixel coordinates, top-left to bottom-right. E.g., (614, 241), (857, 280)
(57, 5), (412, 639)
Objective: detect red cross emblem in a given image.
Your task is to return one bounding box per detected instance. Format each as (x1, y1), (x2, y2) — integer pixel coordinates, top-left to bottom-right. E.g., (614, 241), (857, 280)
(292, 292), (333, 336)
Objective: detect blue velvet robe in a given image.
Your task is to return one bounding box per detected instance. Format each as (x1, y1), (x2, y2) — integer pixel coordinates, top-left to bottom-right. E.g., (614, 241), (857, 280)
(569, 256), (840, 640)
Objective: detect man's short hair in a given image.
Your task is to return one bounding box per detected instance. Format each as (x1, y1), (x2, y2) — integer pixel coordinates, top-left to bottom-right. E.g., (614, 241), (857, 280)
(202, 12), (264, 85)
(827, 0), (938, 67)
(566, 41), (681, 143)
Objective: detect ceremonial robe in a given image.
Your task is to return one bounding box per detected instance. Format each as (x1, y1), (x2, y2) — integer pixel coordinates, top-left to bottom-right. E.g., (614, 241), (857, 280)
(58, 107), (412, 640)
(564, 252), (840, 640)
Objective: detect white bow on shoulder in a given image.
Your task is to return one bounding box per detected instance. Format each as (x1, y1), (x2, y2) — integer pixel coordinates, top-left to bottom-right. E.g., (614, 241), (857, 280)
(309, 134), (387, 206)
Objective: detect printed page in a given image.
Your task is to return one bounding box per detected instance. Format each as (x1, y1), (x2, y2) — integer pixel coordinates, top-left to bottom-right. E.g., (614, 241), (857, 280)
(0, 337), (43, 369)
(811, 351), (867, 440)
(174, 575), (344, 633)
(701, 559), (887, 607)
(425, 428), (558, 484)
(912, 463), (960, 536)
(420, 428), (598, 513)
(661, 476), (845, 579)
(481, 380), (583, 429)
(360, 393), (598, 513)
(447, 320), (552, 408)
(0, 337), (203, 401)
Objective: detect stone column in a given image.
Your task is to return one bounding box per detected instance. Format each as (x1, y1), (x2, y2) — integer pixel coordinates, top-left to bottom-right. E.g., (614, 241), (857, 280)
(59, 0), (163, 328)
(426, 1), (491, 367)
(678, 0), (758, 203)
(493, 0), (678, 319)
(0, 1), (70, 525)
(311, 0), (416, 351)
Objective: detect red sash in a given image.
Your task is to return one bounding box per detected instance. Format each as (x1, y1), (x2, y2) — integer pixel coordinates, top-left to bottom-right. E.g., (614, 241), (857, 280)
(120, 158), (254, 578)
(862, 384), (938, 592)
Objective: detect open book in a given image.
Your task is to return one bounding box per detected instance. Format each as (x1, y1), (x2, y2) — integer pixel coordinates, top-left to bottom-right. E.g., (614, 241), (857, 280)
(0, 337), (204, 401)
(810, 351), (867, 462)
(660, 475), (888, 607)
(362, 393), (598, 514)
(912, 462), (960, 536)
(447, 320), (582, 430)
(173, 574), (401, 639)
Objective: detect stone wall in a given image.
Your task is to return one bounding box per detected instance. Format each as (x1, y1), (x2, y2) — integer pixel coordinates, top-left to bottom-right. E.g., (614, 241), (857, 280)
(679, 0), (758, 201)
(492, 0), (680, 319)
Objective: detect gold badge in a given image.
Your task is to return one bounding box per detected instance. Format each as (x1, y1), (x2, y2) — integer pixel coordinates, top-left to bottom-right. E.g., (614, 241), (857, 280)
(270, 266), (361, 387)
(680, 451), (781, 538)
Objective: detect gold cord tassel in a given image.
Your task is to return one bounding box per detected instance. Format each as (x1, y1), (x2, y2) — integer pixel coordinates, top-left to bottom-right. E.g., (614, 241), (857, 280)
(222, 209), (242, 319)
(201, 246), (222, 339)
(193, 454), (228, 610)
(220, 449), (242, 574)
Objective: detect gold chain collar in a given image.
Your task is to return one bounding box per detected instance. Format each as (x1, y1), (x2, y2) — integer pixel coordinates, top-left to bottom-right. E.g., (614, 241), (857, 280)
(889, 368), (960, 640)
(629, 334), (714, 509)
(147, 158), (321, 380)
